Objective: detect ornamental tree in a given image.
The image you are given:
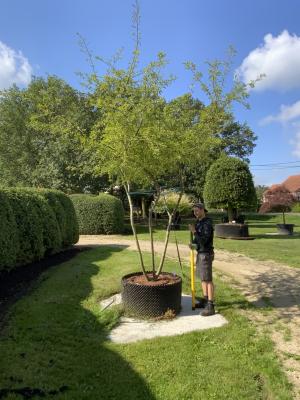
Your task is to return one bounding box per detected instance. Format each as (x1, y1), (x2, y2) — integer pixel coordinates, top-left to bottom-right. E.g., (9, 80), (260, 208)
(259, 186), (294, 224)
(203, 155), (257, 221)
(83, 2), (257, 280)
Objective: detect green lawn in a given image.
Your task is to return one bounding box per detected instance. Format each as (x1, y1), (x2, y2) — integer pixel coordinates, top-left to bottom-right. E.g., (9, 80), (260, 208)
(124, 213), (300, 268)
(0, 246), (292, 399)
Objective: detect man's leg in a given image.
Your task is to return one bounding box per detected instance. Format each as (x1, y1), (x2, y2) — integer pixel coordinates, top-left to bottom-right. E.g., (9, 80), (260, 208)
(200, 254), (215, 316)
(207, 281), (214, 301)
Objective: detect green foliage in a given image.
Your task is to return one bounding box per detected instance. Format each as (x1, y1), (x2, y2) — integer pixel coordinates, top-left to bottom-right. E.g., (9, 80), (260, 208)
(51, 190), (79, 246)
(255, 185), (269, 208)
(70, 193), (124, 234)
(0, 77), (107, 192)
(18, 188), (62, 254)
(33, 188), (66, 246)
(0, 190), (19, 270)
(3, 189), (45, 266)
(33, 188), (79, 246)
(0, 188), (78, 273)
(292, 202), (300, 212)
(203, 155), (257, 214)
(155, 191), (194, 216)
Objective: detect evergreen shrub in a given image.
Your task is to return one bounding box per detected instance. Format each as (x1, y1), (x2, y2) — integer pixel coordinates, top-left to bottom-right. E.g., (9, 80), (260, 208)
(0, 187), (79, 273)
(71, 193), (124, 234)
(0, 190), (19, 271)
(204, 155), (257, 221)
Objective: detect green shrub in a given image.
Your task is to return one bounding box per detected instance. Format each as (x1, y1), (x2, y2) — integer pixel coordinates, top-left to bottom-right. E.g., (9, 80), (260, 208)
(35, 189), (79, 247)
(20, 188), (62, 253)
(0, 190), (19, 271)
(204, 155), (257, 221)
(4, 189), (45, 266)
(0, 188), (78, 273)
(155, 191), (194, 216)
(71, 193), (124, 234)
(292, 202), (300, 213)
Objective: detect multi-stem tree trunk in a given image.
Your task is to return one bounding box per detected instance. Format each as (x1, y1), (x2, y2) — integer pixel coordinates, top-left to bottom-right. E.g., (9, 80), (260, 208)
(148, 208), (155, 276)
(156, 191), (183, 276)
(125, 183), (183, 281)
(124, 183), (148, 280)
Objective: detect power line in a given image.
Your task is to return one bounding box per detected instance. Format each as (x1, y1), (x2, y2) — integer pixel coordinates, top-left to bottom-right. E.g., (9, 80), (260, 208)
(251, 165), (300, 171)
(251, 161), (300, 167)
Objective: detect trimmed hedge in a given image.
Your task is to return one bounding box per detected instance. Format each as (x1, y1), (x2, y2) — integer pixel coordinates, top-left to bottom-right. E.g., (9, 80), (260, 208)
(4, 189), (45, 266)
(71, 193), (124, 234)
(34, 189), (79, 247)
(0, 188), (79, 273)
(0, 191), (19, 269)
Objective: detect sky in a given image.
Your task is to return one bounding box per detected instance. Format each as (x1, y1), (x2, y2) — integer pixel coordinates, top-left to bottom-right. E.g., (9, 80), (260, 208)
(1, 0), (300, 186)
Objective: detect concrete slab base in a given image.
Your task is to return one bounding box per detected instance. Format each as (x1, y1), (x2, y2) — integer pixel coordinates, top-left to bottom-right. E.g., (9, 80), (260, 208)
(100, 294), (228, 344)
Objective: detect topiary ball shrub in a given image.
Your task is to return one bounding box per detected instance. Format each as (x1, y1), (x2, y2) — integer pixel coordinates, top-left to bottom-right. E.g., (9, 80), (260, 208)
(70, 193), (124, 234)
(204, 155), (257, 222)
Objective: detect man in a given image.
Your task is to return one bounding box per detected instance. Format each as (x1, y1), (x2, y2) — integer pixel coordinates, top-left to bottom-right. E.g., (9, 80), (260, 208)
(189, 203), (215, 316)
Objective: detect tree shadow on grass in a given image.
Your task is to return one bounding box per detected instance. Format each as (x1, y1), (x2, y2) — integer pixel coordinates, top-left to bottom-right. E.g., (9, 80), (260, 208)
(0, 246), (155, 400)
(230, 267), (300, 322)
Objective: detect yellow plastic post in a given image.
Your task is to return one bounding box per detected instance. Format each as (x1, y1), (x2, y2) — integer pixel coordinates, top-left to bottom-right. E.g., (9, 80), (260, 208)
(190, 233), (196, 310)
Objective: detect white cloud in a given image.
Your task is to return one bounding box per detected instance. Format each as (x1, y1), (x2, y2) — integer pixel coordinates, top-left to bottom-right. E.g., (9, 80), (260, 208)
(237, 30), (300, 91)
(260, 100), (300, 125)
(0, 40), (32, 90)
(260, 100), (300, 159)
(291, 132), (300, 158)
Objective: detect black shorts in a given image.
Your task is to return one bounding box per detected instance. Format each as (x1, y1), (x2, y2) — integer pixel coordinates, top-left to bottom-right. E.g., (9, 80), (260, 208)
(196, 252), (214, 282)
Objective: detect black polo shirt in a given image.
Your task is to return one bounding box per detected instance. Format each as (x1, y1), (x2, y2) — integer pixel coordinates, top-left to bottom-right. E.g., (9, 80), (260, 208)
(193, 217), (214, 254)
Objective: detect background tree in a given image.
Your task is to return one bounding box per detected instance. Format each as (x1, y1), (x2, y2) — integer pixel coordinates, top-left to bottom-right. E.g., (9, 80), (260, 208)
(255, 184), (269, 209)
(203, 155), (257, 221)
(259, 186), (294, 224)
(0, 76), (107, 192)
(181, 51), (259, 199)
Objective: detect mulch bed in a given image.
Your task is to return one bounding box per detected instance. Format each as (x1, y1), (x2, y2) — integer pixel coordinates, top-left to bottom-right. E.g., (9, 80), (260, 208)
(127, 273), (181, 286)
(0, 247), (89, 325)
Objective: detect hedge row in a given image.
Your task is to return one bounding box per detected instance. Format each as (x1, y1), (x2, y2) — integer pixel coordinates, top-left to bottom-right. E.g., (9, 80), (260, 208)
(0, 188), (79, 273)
(70, 193), (124, 234)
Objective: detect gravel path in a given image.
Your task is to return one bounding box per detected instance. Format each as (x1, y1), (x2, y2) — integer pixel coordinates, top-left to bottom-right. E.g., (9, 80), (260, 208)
(77, 235), (300, 398)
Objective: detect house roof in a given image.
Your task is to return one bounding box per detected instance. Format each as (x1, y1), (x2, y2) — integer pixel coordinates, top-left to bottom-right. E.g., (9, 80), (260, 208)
(282, 174), (300, 192)
(269, 184), (282, 190)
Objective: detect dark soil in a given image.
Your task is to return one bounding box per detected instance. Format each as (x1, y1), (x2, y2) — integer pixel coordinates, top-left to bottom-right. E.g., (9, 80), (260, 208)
(0, 247), (89, 324)
(127, 272), (181, 286)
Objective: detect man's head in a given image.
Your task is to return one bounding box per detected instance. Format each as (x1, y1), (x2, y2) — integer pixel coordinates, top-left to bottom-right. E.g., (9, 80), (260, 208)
(193, 203), (208, 219)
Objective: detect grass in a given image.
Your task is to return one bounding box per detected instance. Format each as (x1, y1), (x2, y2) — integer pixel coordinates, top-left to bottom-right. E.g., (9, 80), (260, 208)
(123, 213), (300, 268)
(0, 246), (293, 399)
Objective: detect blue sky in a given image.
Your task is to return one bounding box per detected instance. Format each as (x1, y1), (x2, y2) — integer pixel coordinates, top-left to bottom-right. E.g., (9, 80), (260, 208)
(1, 0), (300, 186)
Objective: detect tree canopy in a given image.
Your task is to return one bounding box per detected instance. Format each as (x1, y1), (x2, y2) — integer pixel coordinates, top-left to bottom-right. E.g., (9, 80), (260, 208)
(0, 76), (107, 192)
(259, 186), (294, 224)
(203, 155), (257, 220)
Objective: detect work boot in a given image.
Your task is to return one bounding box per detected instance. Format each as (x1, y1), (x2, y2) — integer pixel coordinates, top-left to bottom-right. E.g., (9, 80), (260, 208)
(201, 301), (215, 317)
(196, 296), (208, 308)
